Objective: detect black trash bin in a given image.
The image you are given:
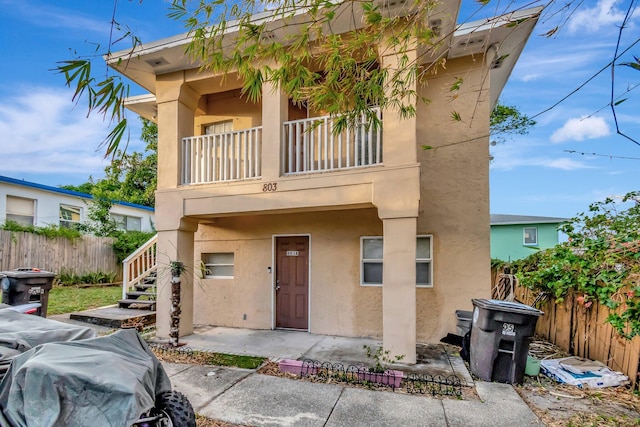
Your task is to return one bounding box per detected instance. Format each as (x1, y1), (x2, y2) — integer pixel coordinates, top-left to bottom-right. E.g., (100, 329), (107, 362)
(1, 268), (56, 317)
(470, 298), (543, 384)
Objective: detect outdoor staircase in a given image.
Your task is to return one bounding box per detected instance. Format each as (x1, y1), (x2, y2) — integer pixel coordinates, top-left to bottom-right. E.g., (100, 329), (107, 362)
(118, 270), (157, 310)
(119, 234), (158, 311)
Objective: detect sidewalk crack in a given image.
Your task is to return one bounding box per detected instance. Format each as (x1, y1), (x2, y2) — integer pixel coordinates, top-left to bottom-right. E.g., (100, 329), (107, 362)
(323, 387), (345, 427)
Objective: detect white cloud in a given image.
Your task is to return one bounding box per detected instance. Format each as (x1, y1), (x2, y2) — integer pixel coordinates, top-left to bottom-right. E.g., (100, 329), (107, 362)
(550, 116), (610, 143)
(490, 136), (596, 171)
(0, 86), (142, 182)
(492, 155), (594, 171)
(567, 0), (630, 34)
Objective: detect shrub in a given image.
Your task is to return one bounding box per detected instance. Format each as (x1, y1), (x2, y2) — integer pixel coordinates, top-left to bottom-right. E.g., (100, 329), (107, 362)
(512, 191), (640, 339)
(1, 221), (82, 241)
(111, 230), (156, 263)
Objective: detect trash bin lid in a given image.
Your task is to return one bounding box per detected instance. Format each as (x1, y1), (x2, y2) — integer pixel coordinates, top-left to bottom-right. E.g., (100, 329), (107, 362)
(472, 299), (544, 317)
(0, 268), (56, 279)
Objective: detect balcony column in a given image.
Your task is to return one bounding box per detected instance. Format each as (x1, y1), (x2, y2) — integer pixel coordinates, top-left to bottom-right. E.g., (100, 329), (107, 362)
(380, 40), (418, 166)
(156, 71), (199, 189)
(380, 215), (418, 364)
(154, 217), (198, 338)
(261, 80), (288, 180)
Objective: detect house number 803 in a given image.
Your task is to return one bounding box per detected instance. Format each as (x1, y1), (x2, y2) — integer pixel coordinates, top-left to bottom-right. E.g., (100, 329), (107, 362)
(263, 183), (277, 192)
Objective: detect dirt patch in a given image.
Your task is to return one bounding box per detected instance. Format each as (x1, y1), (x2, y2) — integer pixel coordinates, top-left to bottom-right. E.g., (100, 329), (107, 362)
(512, 339), (640, 426)
(516, 375), (640, 426)
(196, 414), (246, 427)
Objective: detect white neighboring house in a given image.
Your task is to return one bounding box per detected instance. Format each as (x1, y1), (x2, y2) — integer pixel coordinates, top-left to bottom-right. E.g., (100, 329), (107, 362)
(0, 175), (155, 232)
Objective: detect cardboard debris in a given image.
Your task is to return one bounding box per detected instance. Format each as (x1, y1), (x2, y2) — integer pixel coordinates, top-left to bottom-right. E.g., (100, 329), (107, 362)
(541, 356), (629, 389)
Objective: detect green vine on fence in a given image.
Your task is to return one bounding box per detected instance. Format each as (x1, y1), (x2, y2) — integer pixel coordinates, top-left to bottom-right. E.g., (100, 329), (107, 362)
(511, 191), (640, 339)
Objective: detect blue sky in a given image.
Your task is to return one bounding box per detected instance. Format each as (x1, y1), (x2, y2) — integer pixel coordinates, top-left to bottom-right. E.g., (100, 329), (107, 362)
(0, 0), (638, 219)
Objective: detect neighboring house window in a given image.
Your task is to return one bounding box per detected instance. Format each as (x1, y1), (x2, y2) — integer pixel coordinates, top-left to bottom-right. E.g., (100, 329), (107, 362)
(523, 227), (538, 246)
(111, 214), (142, 231)
(204, 120), (233, 135)
(202, 253), (234, 278)
(6, 196), (35, 226)
(360, 236), (433, 287)
(59, 204), (81, 228)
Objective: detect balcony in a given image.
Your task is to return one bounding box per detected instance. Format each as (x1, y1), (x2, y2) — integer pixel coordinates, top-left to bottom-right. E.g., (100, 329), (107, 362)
(181, 127), (263, 185)
(180, 109), (383, 186)
(282, 108), (383, 175)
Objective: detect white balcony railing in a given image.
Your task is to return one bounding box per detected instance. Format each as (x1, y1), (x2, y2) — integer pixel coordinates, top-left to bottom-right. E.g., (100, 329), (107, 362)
(181, 127), (262, 185)
(282, 108), (383, 175)
(122, 234), (157, 300)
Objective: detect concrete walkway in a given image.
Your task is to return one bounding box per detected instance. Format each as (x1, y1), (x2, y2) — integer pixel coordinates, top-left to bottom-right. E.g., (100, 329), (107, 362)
(49, 316), (542, 426)
(160, 327), (542, 426)
(165, 362), (543, 426)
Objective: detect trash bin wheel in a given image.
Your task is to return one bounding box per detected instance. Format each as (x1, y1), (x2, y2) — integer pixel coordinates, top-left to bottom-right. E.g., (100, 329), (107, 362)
(156, 390), (196, 427)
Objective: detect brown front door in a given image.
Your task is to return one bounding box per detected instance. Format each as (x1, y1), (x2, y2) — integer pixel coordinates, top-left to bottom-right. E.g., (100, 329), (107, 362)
(275, 236), (309, 330)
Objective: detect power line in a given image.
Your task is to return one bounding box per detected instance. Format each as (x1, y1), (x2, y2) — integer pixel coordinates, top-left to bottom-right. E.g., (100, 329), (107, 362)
(563, 150), (640, 160)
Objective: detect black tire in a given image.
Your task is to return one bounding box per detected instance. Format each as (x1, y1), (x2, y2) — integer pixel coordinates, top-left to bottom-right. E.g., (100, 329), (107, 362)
(156, 390), (196, 427)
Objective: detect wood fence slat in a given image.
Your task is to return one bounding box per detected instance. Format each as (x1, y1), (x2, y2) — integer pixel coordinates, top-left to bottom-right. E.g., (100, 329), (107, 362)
(0, 231), (120, 280)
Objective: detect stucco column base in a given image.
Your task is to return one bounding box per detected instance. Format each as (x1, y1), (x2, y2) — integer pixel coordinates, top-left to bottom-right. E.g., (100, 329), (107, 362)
(382, 217), (417, 364)
(155, 222), (197, 339)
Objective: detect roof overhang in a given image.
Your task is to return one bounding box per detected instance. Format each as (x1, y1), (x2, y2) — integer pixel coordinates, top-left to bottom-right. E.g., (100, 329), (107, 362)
(109, 2), (541, 120)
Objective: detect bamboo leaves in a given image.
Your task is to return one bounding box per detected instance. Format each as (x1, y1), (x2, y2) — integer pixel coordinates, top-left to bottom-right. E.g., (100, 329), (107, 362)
(55, 59), (129, 157)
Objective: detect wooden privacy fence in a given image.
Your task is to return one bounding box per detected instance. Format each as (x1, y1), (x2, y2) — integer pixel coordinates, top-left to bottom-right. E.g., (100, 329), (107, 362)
(0, 230), (121, 280)
(515, 286), (640, 388)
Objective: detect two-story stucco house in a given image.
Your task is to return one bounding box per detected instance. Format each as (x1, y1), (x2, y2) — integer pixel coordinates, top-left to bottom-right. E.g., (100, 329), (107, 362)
(108, 1), (541, 362)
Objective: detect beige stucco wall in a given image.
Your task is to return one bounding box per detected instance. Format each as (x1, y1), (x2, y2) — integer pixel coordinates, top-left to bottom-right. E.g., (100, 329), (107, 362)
(415, 55), (492, 342)
(193, 209), (384, 337)
(194, 93), (261, 134)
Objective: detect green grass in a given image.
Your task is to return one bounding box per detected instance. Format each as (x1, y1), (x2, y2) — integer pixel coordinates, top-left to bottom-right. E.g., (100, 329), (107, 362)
(152, 347), (266, 370)
(47, 285), (122, 315)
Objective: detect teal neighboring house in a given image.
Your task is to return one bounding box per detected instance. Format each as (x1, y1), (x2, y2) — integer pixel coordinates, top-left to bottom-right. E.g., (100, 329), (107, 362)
(491, 214), (569, 261)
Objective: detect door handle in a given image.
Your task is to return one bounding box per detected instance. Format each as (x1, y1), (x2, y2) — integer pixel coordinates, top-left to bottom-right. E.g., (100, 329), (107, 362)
(275, 279), (280, 291)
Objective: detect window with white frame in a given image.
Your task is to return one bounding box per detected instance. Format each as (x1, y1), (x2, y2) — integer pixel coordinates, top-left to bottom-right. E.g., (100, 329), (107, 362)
(59, 204), (81, 228)
(202, 253), (234, 278)
(204, 120), (233, 135)
(360, 236), (433, 287)
(111, 213), (142, 231)
(416, 236), (433, 287)
(6, 196), (35, 226)
(523, 227), (538, 246)
(361, 237), (383, 285)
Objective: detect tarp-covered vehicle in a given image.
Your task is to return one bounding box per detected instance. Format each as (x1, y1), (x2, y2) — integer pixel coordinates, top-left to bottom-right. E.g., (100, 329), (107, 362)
(0, 306), (195, 427)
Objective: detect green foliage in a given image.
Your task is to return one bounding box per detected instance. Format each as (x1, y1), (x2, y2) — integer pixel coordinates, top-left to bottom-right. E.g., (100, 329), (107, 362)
(511, 192), (640, 339)
(55, 28), (140, 157)
(363, 345), (405, 373)
(490, 102), (536, 139)
(60, 181), (96, 194)
(78, 192), (117, 237)
(70, 119), (157, 208)
(0, 221), (82, 241)
(111, 230), (156, 263)
(56, 270), (117, 286)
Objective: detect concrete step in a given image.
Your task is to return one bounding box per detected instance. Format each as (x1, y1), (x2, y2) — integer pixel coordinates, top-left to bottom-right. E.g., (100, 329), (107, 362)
(118, 299), (156, 310)
(70, 306), (156, 329)
(126, 291), (156, 298)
